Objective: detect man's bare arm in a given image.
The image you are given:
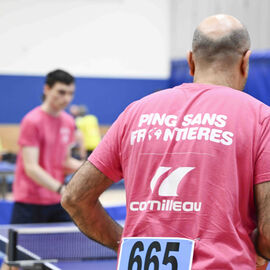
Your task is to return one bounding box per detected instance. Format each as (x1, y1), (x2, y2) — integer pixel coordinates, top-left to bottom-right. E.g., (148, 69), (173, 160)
(23, 146), (63, 192)
(61, 161), (123, 252)
(254, 181), (270, 259)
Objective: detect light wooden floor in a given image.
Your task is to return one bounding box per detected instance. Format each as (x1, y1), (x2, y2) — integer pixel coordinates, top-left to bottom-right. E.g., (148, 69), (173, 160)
(100, 188), (126, 207)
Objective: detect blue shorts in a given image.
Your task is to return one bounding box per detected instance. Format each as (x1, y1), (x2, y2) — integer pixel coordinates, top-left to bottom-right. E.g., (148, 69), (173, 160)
(10, 202), (71, 224)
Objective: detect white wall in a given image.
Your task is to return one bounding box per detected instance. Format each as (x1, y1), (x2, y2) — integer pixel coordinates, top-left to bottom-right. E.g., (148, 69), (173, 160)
(0, 0), (170, 78)
(171, 0), (270, 58)
(1, 0), (269, 77)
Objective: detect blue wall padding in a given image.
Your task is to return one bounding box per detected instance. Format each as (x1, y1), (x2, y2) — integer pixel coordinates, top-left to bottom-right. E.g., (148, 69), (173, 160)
(0, 75), (168, 124)
(0, 75), (43, 124)
(245, 51), (270, 105)
(0, 200), (126, 224)
(106, 205), (126, 221)
(169, 59), (192, 87)
(0, 200), (14, 224)
(169, 50), (270, 105)
(1, 50), (269, 124)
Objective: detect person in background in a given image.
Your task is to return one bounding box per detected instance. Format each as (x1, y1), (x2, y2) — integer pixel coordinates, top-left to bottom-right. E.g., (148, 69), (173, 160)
(62, 14), (270, 269)
(70, 104), (101, 157)
(10, 69), (82, 224)
(69, 105), (87, 160)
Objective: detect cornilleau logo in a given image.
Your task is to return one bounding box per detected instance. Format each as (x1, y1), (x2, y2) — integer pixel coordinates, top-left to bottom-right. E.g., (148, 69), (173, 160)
(150, 166), (194, 196)
(130, 166), (202, 212)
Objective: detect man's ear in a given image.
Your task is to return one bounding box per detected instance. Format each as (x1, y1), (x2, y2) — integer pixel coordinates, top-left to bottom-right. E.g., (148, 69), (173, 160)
(43, 84), (50, 96)
(187, 51), (195, 77)
(241, 50), (252, 78)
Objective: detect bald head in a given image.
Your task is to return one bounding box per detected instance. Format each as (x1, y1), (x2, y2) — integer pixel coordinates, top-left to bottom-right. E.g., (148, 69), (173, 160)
(192, 14), (250, 66)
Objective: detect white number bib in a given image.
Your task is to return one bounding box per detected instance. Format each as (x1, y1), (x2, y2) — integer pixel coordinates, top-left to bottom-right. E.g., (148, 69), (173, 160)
(117, 237), (194, 270)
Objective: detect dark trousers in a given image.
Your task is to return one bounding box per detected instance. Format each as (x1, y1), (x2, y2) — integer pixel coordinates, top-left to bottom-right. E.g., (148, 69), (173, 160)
(10, 202), (71, 224)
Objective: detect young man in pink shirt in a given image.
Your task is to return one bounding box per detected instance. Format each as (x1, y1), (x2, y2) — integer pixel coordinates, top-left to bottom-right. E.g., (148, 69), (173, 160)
(11, 69), (82, 224)
(62, 15), (270, 269)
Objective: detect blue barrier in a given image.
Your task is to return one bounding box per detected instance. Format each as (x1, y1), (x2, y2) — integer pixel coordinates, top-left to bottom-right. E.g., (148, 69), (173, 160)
(0, 76), (168, 125)
(0, 200), (126, 225)
(0, 253), (3, 268)
(0, 200), (14, 225)
(106, 205), (126, 221)
(1, 50), (269, 125)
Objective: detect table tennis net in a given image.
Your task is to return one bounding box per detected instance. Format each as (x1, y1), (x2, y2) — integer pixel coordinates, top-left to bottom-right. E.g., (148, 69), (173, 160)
(11, 226), (117, 261)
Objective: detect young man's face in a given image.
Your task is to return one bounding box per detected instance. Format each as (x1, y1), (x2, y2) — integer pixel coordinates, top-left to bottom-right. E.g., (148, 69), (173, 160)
(44, 82), (75, 111)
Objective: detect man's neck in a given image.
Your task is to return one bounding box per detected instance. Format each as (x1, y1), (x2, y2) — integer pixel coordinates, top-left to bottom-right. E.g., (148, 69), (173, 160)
(41, 103), (61, 117)
(194, 73), (241, 90)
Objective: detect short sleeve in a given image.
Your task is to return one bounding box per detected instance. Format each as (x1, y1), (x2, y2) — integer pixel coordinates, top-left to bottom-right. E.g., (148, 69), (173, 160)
(88, 113), (125, 182)
(18, 117), (40, 147)
(255, 115), (270, 184)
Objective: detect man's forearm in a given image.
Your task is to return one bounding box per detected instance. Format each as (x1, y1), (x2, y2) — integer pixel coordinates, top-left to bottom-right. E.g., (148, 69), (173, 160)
(61, 161), (123, 252)
(25, 164), (62, 192)
(64, 198), (123, 252)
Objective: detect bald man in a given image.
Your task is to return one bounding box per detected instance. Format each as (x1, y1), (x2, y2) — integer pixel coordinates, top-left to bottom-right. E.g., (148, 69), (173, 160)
(62, 15), (270, 269)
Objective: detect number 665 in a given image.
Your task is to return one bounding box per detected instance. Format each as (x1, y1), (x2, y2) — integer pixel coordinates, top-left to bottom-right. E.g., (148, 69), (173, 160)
(128, 241), (180, 270)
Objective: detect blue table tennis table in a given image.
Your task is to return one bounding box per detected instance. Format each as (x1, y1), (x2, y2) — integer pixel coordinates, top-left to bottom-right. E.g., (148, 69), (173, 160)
(1, 222), (268, 270)
(0, 222), (121, 270)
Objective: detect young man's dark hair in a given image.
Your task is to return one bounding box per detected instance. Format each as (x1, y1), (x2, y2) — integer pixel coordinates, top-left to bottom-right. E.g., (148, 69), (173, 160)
(42, 69), (75, 101)
(45, 69), (75, 87)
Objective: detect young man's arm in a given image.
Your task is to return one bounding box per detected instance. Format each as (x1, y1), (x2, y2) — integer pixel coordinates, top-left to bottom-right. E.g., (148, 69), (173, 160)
(61, 161), (123, 252)
(254, 181), (270, 260)
(22, 146), (63, 193)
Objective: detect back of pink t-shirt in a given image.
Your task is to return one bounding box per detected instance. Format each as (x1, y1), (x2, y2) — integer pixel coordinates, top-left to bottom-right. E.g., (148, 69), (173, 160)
(13, 106), (75, 205)
(89, 83), (270, 269)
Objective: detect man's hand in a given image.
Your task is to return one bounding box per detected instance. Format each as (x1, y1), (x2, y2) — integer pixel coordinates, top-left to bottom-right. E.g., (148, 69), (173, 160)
(252, 229), (269, 269)
(60, 184), (66, 196)
(256, 255), (268, 270)
(64, 147), (84, 174)
(254, 182), (270, 260)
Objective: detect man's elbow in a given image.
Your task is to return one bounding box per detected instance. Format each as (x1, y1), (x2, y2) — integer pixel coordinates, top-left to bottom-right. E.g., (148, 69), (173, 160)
(61, 188), (78, 212)
(24, 164), (37, 179)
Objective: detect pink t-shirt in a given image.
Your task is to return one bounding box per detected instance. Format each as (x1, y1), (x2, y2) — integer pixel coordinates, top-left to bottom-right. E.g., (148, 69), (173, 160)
(13, 106), (75, 205)
(89, 83), (270, 269)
